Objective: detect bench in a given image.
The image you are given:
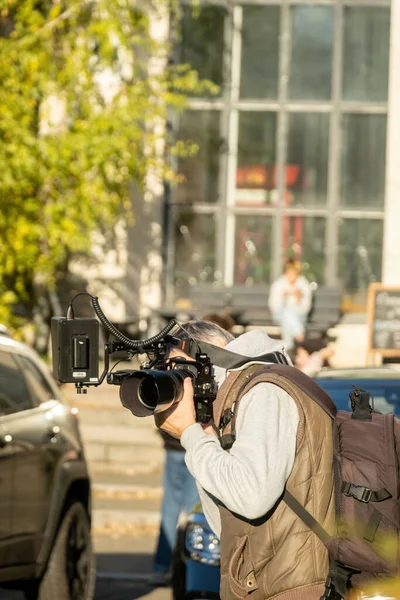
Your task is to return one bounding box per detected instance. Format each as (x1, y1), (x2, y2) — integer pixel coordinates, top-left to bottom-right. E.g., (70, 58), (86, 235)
(159, 283), (342, 342)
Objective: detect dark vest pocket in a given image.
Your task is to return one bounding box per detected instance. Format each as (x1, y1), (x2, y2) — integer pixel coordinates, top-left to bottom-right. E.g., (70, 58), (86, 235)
(228, 535), (259, 597)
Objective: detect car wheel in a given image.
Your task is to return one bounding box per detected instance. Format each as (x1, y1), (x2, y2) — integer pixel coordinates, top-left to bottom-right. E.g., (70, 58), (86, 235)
(24, 502), (95, 600)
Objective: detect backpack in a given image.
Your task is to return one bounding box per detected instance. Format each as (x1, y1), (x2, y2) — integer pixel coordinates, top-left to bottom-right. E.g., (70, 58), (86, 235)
(213, 363), (400, 599)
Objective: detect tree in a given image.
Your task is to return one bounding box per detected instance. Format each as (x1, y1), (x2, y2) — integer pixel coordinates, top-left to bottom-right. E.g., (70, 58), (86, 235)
(0, 0), (213, 333)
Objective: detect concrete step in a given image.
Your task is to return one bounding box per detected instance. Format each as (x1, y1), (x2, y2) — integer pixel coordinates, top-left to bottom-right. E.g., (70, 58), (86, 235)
(88, 460), (164, 479)
(91, 471), (163, 535)
(93, 508), (160, 535)
(93, 494), (162, 513)
(84, 440), (163, 468)
(80, 423), (162, 447)
(75, 405), (147, 427)
(91, 470), (163, 490)
(80, 419), (164, 467)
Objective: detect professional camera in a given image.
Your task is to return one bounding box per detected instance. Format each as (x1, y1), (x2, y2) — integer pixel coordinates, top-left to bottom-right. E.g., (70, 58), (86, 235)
(51, 293), (218, 423)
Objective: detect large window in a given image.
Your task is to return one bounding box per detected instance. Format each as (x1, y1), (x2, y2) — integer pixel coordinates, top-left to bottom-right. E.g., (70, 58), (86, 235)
(289, 6), (334, 101)
(176, 110), (221, 205)
(343, 7), (390, 102)
(170, 1), (390, 310)
(341, 114), (387, 208)
(174, 211), (217, 297)
(176, 4), (225, 92)
(240, 6), (280, 100)
(286, 113), (330, 207)
(236, 112), (277, 206)
(338, 219), (384, 305)
(234, 216), (273, 284)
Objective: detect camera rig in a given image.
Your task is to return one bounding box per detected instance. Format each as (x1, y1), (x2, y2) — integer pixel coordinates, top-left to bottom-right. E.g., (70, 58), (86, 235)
(51, 293), (218, 423)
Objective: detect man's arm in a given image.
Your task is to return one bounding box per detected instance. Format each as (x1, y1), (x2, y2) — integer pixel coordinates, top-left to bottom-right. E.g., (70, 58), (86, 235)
(181, 382), (298, 520)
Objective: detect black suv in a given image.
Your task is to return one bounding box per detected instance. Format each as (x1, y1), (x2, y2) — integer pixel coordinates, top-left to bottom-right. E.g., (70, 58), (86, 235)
(0, 334), (94, 600)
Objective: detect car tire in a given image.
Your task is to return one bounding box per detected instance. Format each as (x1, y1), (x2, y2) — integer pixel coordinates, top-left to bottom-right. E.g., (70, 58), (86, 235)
(24, 501), (95, 600)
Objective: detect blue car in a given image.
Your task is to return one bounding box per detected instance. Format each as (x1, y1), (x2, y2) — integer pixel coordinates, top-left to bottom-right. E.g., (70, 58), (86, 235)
(314, 367), (400, 416)
(171, 367), (400, 600)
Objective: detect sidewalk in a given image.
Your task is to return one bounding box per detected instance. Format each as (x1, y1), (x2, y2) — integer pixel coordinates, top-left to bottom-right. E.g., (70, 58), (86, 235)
(61, 377), (165, 536)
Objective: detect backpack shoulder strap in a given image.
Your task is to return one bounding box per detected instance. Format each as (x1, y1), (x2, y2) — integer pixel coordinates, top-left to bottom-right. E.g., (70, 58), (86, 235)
(257, 364), (337, 419)
(213, 363), (336, 452)
(213, 364), (264, 427)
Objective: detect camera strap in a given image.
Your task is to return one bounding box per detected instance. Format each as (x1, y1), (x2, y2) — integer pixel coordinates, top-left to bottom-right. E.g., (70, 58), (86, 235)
(178, 339), (289, 370)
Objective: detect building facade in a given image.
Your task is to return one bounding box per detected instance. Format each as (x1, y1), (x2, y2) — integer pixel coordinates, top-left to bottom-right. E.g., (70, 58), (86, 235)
(164, 0), (394, 313)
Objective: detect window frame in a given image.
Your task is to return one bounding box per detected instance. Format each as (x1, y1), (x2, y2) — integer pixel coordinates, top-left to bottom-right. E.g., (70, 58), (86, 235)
(169, 0), (389, 305)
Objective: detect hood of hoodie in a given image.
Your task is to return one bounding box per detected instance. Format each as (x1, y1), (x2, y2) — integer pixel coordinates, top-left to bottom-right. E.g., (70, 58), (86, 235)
(213, 329), (291, 386)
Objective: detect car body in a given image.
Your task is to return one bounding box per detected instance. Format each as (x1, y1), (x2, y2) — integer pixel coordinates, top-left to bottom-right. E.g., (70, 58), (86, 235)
(0, 334), (94, 600)
(314, 366), (400, 416)
(172, 507), (220, 600)
(171, 366), (400, 600)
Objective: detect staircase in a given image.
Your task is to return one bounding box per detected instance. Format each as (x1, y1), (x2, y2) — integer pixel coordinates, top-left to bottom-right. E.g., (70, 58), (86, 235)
(62, 380), (164, 536)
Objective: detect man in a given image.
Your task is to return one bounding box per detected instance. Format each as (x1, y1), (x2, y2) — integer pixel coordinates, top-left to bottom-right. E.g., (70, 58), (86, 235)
(268, 259), (312, 352)
(155, 321), (335, 600)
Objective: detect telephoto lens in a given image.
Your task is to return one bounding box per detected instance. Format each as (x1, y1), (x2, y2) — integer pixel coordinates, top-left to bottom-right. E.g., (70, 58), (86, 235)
(119, 368), (195, 417)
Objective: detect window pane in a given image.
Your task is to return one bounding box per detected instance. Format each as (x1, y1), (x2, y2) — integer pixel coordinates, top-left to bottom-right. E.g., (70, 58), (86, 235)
(18, 356), (55, 404)
(287, 113), (330, 207)
(240, 6), (280, 100)
(290, 6), (334, 100)
(234, 216), (273, 285)
(341, 115), (387, 208)
(174, 212), (217, 298)
(282, 216), (326, 283)
(338, 219), (383, 308)
(176, 111), (221, 205)
(177, 5), (225, 93)
(0, 351), (32, 415)
(343, 7), (390, 102)
(236, 112), (277, 206)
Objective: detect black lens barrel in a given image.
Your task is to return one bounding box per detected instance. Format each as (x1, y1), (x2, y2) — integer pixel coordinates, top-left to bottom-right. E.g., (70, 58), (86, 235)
(119, 369), (192, 417)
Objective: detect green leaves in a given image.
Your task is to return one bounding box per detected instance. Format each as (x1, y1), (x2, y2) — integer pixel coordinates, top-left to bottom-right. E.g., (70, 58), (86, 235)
(0, 0), (211, 330)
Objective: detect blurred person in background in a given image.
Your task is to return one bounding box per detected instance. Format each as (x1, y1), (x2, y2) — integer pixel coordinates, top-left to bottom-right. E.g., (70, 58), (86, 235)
(295, 338), (334, 376)
(268, 259), (312, 353)
(152, 430), (199, 585)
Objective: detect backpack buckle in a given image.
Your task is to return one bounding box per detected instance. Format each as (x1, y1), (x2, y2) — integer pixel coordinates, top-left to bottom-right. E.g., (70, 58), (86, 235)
(342, 482), (372, 503)
(220, 407), (234, 429)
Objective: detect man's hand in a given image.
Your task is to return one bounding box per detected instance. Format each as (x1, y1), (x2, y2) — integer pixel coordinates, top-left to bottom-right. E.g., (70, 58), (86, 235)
(154, 378), (196, 439)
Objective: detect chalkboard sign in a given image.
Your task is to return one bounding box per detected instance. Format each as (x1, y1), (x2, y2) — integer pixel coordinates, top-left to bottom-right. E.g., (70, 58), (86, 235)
(367, 283), (400, 356)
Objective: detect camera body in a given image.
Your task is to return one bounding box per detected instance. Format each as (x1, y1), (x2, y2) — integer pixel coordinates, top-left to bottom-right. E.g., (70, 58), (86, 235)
(51, 315), (218, 423)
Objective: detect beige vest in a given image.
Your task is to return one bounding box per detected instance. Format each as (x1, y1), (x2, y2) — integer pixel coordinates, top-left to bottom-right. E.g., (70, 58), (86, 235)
(213, 365), (336, 600)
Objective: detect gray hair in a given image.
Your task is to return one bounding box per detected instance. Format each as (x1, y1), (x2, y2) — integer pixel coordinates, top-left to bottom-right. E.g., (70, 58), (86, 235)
(174, 320), (234, 347)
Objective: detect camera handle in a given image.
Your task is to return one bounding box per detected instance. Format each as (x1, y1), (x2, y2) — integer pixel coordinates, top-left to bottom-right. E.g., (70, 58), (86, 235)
(74, 340), (122, 393)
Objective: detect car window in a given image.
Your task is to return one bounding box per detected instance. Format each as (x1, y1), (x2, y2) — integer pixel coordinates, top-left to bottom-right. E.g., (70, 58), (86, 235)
(0, 349), (33, 415)
(17, 355), (56, 404)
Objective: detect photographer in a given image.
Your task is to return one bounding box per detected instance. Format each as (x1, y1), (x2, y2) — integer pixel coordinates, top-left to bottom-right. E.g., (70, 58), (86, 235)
(155, 321), (335, 600)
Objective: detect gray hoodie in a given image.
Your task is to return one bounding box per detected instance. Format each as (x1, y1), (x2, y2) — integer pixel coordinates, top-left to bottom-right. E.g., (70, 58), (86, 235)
(181, 330), (299, 537)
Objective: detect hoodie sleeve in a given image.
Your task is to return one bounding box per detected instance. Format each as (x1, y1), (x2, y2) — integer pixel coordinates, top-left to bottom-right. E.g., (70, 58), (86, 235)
(181, 382), (299, 523)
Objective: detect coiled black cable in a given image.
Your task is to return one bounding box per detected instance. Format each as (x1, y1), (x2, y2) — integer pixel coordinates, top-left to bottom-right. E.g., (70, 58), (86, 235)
(90, 296), (177, 349)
